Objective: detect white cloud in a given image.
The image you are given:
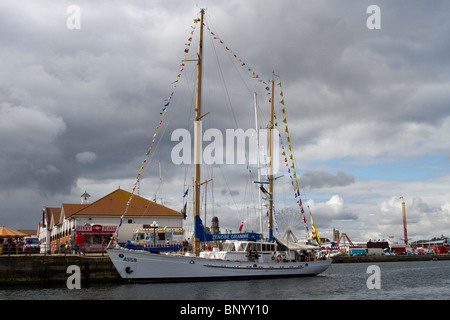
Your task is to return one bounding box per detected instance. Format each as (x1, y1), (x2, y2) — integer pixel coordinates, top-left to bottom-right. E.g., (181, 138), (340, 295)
(305, 195), (357, 227)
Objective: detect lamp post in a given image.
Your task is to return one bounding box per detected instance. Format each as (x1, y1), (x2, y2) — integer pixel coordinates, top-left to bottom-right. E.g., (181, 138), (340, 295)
(150, 221), (158, 247)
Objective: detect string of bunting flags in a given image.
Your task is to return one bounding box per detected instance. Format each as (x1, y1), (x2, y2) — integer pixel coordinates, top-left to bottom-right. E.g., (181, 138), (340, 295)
(204, 22), (268, 87)
(112, 19), (199, 242)
(273, 81), (310, 235)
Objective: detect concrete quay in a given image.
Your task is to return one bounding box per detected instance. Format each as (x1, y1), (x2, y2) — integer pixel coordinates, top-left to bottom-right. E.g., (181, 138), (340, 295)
(0, 254), (121, 286)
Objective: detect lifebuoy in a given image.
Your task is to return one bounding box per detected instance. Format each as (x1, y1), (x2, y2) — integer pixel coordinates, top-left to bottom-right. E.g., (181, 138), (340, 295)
(271, 255), (275, 261)
(276, 254), (282, 262)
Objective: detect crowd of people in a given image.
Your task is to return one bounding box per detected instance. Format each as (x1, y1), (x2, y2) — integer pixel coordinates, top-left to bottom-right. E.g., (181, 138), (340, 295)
(1, 237), (25, 254)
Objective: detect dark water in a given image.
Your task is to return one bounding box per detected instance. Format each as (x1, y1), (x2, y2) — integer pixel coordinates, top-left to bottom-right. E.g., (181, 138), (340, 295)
(1, 260), (449, 300)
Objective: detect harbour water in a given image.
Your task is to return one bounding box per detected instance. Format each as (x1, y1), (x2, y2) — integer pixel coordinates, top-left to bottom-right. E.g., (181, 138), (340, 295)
(1, 260), (449, 301)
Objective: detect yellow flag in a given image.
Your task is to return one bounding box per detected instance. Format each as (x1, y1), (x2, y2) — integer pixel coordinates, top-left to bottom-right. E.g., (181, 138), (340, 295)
(280, 99), (285, 105)
(311, 212), (321, 246)
(282, 117), (287, 123)
(281, 107), (285, 114)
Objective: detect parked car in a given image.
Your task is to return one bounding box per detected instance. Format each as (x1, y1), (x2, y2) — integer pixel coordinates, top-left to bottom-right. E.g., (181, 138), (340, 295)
(23, 236), (40, 253)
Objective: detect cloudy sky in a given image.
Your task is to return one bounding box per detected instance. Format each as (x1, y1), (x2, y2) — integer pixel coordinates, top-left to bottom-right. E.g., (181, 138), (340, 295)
(1, 0), (449, 243)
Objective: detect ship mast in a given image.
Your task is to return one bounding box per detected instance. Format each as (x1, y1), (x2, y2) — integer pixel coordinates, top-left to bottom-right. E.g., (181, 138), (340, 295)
(268, 74), (275, 242)
(254, 92), (264, 237)
(193, 9), (205, 255)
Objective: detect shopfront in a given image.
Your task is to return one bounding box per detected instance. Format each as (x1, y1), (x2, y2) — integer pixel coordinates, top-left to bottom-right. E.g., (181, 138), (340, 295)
(73, 225), (117, 253)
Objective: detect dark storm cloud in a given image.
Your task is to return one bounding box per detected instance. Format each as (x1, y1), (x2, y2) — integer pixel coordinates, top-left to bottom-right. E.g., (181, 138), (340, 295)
(0, 0), (449, 241)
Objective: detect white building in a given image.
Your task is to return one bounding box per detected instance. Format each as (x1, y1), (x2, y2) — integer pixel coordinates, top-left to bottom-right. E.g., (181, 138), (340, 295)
(38, 188), (184, 253)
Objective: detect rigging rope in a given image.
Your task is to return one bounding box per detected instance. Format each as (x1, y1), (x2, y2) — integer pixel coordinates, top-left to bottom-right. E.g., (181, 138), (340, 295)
(111, 19), (199, 244)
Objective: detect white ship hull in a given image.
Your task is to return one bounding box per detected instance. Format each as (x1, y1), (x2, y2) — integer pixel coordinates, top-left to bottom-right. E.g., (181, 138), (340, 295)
(108, 248), (332, 282)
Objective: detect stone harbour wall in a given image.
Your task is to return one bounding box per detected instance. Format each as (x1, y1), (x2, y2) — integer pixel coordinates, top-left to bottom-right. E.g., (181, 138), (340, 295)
(0, 254), (121, 286)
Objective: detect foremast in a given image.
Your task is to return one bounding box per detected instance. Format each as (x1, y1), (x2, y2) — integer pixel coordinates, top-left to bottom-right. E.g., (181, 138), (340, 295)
(193, 9), (205, 255)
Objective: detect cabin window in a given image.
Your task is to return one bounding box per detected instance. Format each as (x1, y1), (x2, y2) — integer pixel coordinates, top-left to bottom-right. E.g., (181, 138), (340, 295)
(246, 243), (261, 251)
(238, 243), (247, 251)
(132, 233), (145, 241)
(157, 233), (166, 241)
(222, 243), (232, 251)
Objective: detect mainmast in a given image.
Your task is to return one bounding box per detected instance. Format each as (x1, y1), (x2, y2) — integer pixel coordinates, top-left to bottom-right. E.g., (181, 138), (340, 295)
(268, 75), (275, 242)
(193, 9), (205, 255)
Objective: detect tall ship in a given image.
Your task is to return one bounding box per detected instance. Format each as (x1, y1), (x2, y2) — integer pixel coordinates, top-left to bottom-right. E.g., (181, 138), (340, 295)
(107, 9), (332, 282)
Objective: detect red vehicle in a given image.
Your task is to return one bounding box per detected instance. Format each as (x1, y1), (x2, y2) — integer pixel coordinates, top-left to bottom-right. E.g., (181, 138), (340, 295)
(431, 245), (447, 254)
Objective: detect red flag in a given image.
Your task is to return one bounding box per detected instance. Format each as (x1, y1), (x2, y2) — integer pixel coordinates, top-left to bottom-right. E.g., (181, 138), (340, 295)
(239, 222), (244, 232)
